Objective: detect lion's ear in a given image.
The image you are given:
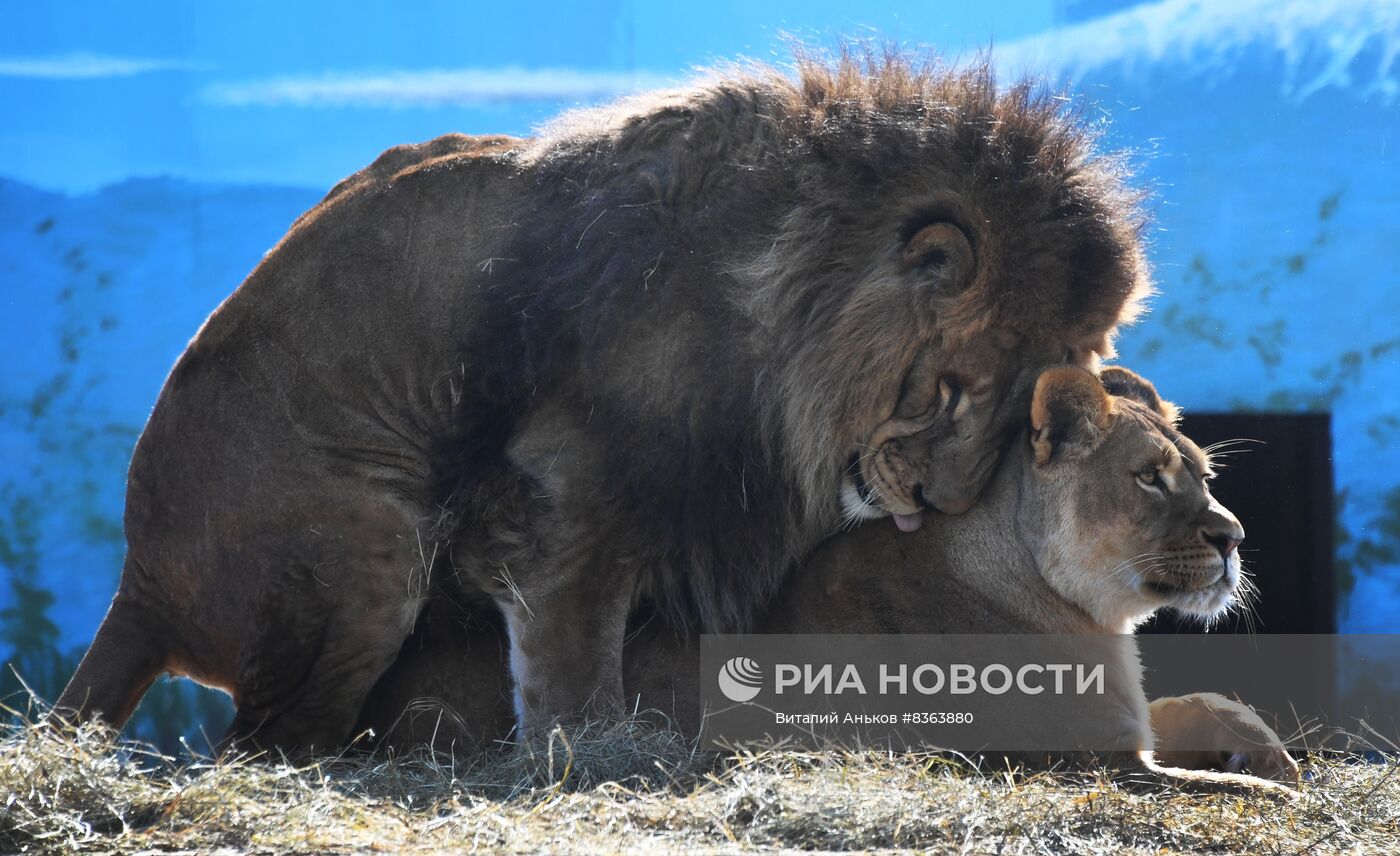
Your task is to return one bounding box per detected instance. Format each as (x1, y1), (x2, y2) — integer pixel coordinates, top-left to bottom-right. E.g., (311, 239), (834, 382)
(902, 221), (975, 292)
(1030, 366), (1114, 466)
(1100, 366), (1181, 425)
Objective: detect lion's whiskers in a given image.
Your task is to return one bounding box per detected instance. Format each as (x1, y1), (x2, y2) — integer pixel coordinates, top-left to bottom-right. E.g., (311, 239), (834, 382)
(837, 444), (888, 532)
(838, 469), (883, 532)
(839, 485), (880, 532)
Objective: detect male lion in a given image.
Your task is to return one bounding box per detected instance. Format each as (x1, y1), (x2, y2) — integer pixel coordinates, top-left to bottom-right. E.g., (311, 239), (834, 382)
(58, 50), (1149, 750)
(360, 367), (1298, 790)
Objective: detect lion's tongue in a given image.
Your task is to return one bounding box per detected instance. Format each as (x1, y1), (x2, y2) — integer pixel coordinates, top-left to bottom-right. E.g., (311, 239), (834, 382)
(893, 512), (924, 533)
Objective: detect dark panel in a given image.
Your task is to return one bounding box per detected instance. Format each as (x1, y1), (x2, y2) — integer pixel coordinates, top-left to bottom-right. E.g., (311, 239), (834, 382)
(1139, 412), (1336, 635)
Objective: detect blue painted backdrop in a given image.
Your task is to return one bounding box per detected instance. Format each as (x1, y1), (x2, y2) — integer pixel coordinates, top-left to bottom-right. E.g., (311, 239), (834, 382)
(2, 0), (1397, 746)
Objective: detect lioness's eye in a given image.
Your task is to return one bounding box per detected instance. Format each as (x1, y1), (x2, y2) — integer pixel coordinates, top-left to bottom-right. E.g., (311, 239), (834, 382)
(1136, 470), (1165, 491)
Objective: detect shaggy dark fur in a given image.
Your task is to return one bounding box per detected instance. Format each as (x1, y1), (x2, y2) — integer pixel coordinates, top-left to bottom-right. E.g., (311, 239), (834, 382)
(58, 47), (1152, 751)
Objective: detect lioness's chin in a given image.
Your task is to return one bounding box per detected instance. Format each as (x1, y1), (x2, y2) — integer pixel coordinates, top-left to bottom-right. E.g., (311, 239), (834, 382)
(1140, 558), (1240, 622)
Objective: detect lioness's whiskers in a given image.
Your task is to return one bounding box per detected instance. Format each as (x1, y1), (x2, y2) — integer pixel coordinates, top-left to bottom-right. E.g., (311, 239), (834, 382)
(1106, 552), (1164, 585)
(1097, 553), (1165, 602)
(1200, 437), (1265, 470)
(1200, 438), (1264, 455)
(1230, 566), (1263, 636)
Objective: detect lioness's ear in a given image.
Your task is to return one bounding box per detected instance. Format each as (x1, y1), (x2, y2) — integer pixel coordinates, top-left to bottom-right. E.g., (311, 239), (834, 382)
(1100, 366), (1181, 425)
(1030, 366), (1114, 466)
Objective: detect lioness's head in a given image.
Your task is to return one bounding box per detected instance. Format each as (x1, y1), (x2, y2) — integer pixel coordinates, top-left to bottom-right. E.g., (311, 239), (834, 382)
(1028, 366), (1246, 631)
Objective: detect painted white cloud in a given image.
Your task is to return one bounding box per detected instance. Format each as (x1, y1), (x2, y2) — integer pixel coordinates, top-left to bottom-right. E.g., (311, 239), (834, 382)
(202, 67), (676, 108)
(997, 0), (1400, 101)
(0, 52), (195, 79)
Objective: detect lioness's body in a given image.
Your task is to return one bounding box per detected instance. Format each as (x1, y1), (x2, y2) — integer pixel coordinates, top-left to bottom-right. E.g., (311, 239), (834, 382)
(360, 369), (1297, 788)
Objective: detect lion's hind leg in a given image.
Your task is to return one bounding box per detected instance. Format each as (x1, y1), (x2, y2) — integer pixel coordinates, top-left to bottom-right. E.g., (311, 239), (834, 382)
(215, 504), (439, 759)
(220, 584), (430, 759)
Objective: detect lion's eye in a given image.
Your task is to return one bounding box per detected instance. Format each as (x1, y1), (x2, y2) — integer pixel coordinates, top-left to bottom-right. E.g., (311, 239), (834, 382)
(952, 387), (970, 420)
(939, 379), (966, 420)
(1136, 469), (1165, 491)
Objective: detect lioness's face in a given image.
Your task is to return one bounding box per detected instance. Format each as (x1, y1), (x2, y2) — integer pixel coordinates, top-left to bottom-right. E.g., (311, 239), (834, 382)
(1031, 367), (1246, 630)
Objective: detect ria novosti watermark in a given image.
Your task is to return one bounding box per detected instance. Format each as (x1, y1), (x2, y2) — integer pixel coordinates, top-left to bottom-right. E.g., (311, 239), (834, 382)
(700, 634), (1400, 752)
(719, 655), (1106, 701)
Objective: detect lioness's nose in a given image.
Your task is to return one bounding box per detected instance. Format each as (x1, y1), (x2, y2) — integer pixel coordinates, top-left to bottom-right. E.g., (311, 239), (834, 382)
(1202, 528), (1243, 559)
(1201, 498), (1244, 559)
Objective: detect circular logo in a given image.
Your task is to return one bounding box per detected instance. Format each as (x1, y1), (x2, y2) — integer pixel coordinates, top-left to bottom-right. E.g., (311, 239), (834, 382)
(717, 656), (763, 702)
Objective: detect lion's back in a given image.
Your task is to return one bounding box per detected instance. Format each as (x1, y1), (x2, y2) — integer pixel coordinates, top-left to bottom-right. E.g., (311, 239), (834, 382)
(122, 134), (532, 592)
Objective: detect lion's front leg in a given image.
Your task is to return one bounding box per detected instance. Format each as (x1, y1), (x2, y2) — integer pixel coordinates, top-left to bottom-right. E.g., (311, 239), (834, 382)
(1149, 692), (1299, 783)
(498, 537), (635, 739)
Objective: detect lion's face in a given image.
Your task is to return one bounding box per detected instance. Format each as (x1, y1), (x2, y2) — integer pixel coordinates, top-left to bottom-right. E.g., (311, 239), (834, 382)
(1029, 367), (1246, 631)
(841, 331), (1081, 527)
(829, 205), (1124, 532)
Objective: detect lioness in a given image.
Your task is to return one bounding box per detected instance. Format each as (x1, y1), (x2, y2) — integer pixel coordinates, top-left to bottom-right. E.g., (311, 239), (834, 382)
(359, 367), (1298, 789)
(58, 50), (1150, 749)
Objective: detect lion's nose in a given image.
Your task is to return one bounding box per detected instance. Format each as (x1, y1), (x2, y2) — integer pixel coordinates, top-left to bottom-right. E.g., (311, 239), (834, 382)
(1202, 529), (1242, 559)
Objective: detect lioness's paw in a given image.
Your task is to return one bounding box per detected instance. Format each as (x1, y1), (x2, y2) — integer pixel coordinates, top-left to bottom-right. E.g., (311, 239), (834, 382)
(1225, 746), (1300, 783)
(1150, 692), (1300, 784)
